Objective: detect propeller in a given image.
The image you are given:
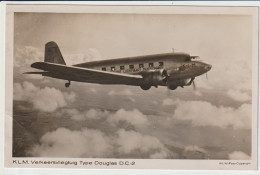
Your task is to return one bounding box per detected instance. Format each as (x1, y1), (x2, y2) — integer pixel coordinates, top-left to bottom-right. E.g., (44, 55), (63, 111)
(192, 80), (197, 91)
(167, 88), (171, 96)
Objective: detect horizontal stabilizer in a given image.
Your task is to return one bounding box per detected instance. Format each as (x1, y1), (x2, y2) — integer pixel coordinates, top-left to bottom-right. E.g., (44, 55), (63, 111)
(23, 71), (49, 74)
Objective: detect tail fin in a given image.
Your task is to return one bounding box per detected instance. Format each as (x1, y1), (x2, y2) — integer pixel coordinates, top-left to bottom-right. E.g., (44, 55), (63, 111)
(44, 41), (66, 65)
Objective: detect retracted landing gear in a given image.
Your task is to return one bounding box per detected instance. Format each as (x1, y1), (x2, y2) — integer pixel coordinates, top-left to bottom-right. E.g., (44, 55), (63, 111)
(65, 81), (71, 88)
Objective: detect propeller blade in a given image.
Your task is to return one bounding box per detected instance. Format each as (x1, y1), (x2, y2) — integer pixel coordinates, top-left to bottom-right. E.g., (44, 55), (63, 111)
(167, 88), (171, 96)
(192, 81), (197, 91)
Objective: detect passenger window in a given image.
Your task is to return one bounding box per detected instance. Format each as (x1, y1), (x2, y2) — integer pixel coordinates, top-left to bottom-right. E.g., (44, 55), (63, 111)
(139, 64), (144, 68)
(111, 66), (115, 71)
(159, 62), (164, 67)
(102, 67), (106, 71)
(149, 63), (154, 67)
(180, 65), (185, 71)
(129, 65), (134, 69)
(120, 65), (125, 70)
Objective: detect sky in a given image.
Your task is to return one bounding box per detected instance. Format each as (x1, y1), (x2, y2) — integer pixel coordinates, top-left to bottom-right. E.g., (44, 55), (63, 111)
(12, 12), (253, 160)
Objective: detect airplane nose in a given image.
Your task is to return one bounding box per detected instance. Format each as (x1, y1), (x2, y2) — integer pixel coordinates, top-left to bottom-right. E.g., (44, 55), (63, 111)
(205, 64), (212, 71)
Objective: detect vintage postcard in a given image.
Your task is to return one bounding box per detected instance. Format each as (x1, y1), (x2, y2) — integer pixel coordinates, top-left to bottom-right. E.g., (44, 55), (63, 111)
(3, 4), (259, 170)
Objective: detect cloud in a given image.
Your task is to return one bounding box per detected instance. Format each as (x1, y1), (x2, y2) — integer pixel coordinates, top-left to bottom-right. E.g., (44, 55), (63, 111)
(194, 91), (202, 96)
(127, 96), (136, 102)
(162, 98), (180, 106)
(226, 78), (251, 102)
(108, 89), (134, 96)
(14, 46), (44, 79)
(152, 100), (159, 105)
(199, 58), (251, 93)
(183, 145), (208, 159)
(195, 78), (213, 90)
(14, 81), (76, 112)
(61, 108), (149, 129)
(184, 145), (207, 154)
(115, 129), (169, 159)
(89, 88), (97, 94)
(28, 127), (169, 158)
(227, 89), (251, 102)
(60, 108), (109, 121)
(28, 127), (112, 158)
(14, 46), (43, 68)
(24, 74), (45, 80)
(228, 151), (251, 160)
(163, 98), (251, 129)
(107, 109), (149, 128)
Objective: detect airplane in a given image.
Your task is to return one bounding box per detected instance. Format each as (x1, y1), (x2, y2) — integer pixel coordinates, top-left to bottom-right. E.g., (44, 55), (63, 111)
(25, 41), (212, 90)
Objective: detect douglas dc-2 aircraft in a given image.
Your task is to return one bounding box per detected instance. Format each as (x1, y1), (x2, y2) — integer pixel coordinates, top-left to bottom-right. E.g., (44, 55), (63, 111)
(25, 41), (212, 90)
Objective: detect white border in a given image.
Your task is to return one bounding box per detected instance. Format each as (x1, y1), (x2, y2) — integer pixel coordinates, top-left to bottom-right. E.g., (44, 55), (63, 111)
(0, 2), (6, 175)
(1, 1), (260, 6)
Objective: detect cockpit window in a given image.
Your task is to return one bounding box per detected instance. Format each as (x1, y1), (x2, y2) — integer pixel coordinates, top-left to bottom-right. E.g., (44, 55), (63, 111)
(185, 57), (191, 62)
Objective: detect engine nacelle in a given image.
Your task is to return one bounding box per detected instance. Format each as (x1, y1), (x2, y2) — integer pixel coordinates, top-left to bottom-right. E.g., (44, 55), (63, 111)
(141, 69), (168, 86)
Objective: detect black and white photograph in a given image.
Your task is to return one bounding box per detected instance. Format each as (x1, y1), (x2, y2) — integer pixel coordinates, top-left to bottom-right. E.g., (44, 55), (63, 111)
(4, 4), (258, 170)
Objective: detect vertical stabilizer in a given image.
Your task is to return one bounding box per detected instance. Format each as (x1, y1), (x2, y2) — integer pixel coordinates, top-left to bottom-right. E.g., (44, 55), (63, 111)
(44, 41), (66, 65)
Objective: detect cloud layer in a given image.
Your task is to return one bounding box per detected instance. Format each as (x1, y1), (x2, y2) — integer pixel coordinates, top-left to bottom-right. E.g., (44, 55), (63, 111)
(28, 127), (113, 157)
(108, 89), (134, 96)
(116, 129), (168, 158)
(107, 109), (149, 128)
(14, 46), (44, 80)
(163, 98), (251, 129)
(59, 108), (149, 129)
(228, 151), (251, 160)
(227, 89), (251, 102)
(28, 127), (169, 158)
(14, 46), (43, 68)
(14, 81), (76, 112)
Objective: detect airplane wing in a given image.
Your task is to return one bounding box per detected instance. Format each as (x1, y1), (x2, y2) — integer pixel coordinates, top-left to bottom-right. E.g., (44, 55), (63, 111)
(31, 62), (143, 86)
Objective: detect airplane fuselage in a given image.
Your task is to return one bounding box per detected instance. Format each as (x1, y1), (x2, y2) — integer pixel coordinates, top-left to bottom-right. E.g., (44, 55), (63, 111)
(73, 52), (211, 89)
(27, 41), (212, 90)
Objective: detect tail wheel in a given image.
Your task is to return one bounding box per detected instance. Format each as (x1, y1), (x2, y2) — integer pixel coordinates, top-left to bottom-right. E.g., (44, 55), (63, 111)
(140, 85), (151, 90)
